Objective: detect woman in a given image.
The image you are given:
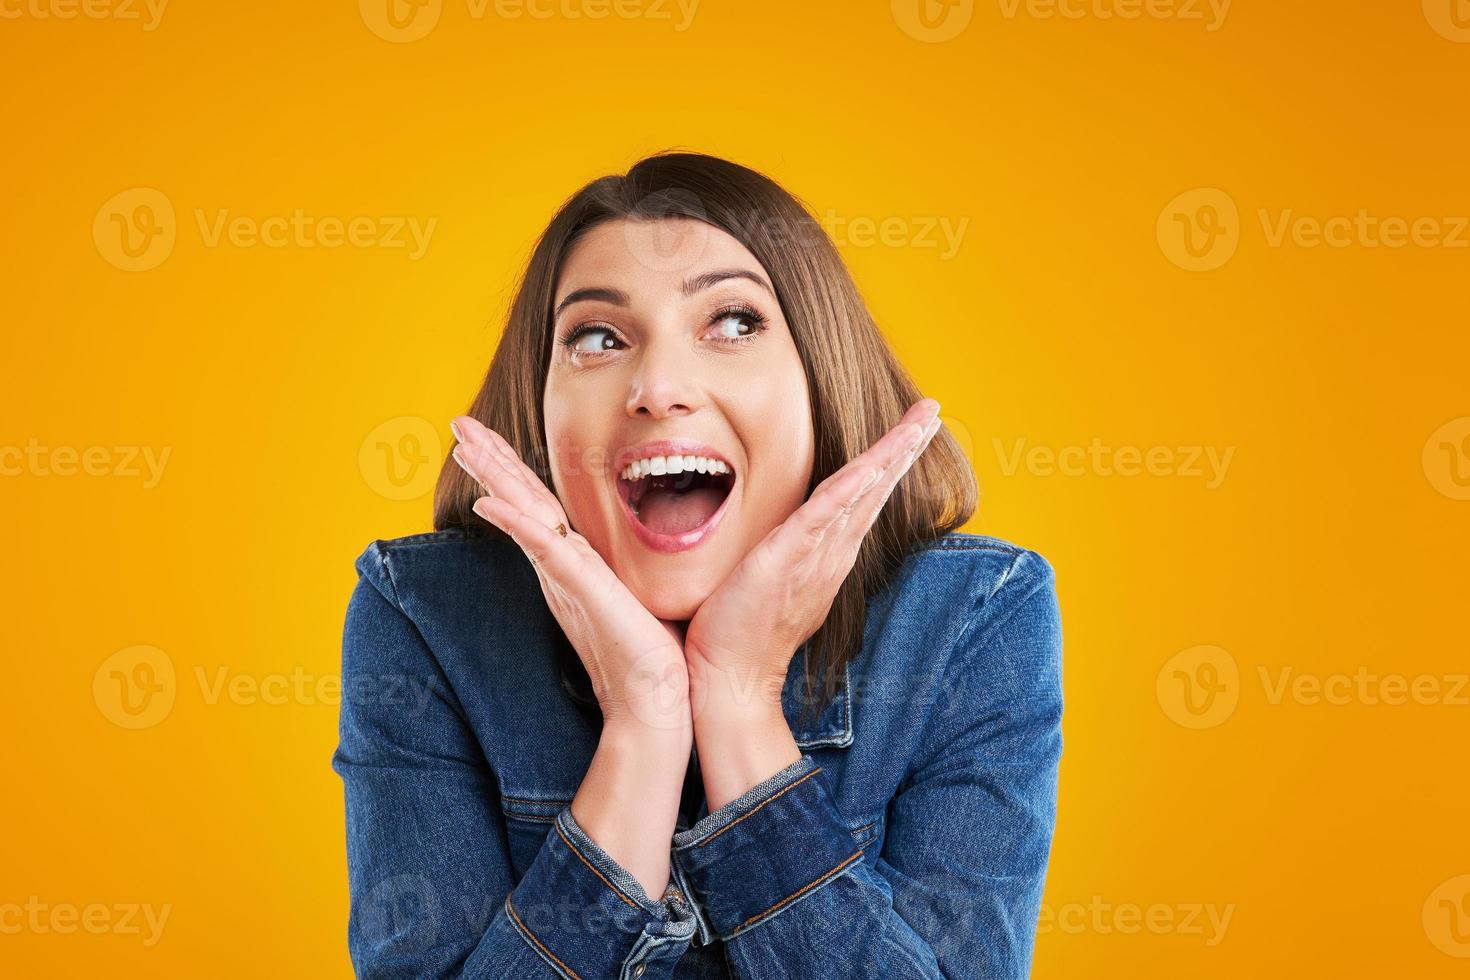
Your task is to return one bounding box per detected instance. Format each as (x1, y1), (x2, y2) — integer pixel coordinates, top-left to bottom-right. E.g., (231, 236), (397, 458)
(333, 152), (1063, 978)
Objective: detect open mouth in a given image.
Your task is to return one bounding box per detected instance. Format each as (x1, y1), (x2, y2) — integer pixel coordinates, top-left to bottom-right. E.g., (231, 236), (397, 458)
(616, 452), (736, 551)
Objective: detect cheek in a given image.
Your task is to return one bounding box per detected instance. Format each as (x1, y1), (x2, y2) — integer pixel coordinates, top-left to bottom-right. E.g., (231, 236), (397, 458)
(728, 360), (816, 531)
(542, 386), (616, 529)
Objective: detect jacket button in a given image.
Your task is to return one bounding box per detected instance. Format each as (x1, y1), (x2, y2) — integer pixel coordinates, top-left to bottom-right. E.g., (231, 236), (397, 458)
(633, 963), (647, 978)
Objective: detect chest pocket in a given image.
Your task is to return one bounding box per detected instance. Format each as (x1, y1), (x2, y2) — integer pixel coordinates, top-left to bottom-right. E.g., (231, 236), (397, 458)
(499, 793), (574, 878)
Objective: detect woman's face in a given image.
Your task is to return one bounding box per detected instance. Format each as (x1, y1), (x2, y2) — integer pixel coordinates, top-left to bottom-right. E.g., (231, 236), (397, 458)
(543, 217), (815, 622)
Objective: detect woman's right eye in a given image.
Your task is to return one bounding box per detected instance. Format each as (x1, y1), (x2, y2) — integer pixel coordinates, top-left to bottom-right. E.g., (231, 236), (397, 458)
(566, 325), (623, 354)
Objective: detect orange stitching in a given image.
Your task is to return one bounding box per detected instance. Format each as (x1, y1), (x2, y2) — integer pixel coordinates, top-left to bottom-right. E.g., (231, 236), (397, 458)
(502, 793), (573, 805)
(738, 849), (864, 931)
(506, 894), (584, 980)
(696, 768), (822, 849)
(556, 821), (639, 909)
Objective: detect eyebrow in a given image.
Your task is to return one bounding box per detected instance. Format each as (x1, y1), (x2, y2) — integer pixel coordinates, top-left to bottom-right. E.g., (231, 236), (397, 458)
(552, 268), (774, 319)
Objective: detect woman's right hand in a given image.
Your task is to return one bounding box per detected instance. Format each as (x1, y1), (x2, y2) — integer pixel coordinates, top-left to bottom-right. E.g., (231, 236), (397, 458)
(450, 415), (691, 737)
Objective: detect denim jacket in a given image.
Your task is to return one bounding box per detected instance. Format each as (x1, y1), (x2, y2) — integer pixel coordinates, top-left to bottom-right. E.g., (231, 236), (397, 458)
(332, 527), (1063, 978)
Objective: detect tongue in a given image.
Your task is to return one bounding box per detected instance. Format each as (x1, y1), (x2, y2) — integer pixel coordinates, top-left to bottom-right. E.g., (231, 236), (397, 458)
(638, 485), (726, 535)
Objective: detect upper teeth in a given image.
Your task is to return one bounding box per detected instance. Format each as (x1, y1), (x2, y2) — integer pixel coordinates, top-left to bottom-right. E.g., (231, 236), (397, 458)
(621, 454), (730, 481)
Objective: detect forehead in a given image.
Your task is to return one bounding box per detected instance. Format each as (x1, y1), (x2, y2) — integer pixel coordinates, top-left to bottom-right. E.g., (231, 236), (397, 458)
(557, 218), (767, 292)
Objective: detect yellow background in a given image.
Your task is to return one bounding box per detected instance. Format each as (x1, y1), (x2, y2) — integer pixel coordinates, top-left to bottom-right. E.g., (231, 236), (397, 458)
(3, 0), (1467, 975)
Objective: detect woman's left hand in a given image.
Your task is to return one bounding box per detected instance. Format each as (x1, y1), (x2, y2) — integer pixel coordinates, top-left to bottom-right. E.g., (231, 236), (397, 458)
(683, 398), (943, 726)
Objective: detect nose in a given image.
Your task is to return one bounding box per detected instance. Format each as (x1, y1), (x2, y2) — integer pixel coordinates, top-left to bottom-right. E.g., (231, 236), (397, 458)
(625, 338), (700, 420)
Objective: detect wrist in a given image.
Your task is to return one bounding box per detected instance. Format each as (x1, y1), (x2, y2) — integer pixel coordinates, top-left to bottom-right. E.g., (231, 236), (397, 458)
(601, 707), (693, 752)
(685, 650), (786, 723)
(692, 699), (800, 812)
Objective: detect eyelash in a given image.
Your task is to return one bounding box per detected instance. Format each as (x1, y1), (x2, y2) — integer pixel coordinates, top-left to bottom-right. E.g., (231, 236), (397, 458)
(558, 304), (769, 358)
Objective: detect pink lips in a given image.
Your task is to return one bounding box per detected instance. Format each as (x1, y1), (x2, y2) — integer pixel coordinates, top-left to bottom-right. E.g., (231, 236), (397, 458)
(613, 438), (737, 554)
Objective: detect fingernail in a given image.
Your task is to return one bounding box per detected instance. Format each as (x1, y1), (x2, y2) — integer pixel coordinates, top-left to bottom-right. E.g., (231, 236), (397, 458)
(450, 419), (464, 444)
(859, 468), (880, 492)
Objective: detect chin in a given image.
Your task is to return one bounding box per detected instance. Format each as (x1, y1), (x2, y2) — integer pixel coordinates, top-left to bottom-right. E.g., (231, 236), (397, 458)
(637, 580), (712, 622)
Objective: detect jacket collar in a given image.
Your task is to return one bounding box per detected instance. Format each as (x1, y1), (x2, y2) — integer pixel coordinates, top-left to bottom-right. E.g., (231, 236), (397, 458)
(783, 639), (854, 750)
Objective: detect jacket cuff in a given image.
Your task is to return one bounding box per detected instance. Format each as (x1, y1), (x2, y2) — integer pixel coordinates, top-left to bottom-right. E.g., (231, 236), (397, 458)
(507, 804), (696, 978)
(669, 754), (864, 942)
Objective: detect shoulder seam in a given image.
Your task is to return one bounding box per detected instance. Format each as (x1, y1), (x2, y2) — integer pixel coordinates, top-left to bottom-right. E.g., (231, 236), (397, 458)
(376, 545), (406, 609)
(953, 549), (1053, 658)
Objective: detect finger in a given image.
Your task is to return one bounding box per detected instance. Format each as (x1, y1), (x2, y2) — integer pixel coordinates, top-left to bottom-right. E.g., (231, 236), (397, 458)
(773, 399), (940, 558)
(471, 495), (572, 573)
(452, 419), (566, 526)
(807, 399), (939, 525)
(455, 416), (558, 505)
(453, 437), (558, 525)
(844, 412), (943, 536)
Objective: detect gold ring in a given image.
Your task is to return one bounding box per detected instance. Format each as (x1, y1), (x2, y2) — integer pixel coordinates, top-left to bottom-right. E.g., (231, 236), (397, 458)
(554, 522), (567, 538)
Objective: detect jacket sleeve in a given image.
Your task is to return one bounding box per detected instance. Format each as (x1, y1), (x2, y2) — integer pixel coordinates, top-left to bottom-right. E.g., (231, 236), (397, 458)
(331, 542), (697, 978)
(668, 549), (1063, 978)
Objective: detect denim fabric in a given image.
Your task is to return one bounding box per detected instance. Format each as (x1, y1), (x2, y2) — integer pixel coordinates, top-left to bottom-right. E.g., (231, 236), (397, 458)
(332, 528), (1063, 978)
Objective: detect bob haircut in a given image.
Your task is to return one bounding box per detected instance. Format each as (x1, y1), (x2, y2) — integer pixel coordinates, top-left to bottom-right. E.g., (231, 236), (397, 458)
(434, 151), (977, 724)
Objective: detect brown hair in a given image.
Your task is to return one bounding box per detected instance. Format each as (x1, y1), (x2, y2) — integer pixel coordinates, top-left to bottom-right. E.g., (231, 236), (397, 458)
(433, 151), (977, 724)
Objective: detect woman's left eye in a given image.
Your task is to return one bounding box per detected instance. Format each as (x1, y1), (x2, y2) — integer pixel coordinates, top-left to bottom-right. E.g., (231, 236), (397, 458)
(707, 307), (767, 342)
